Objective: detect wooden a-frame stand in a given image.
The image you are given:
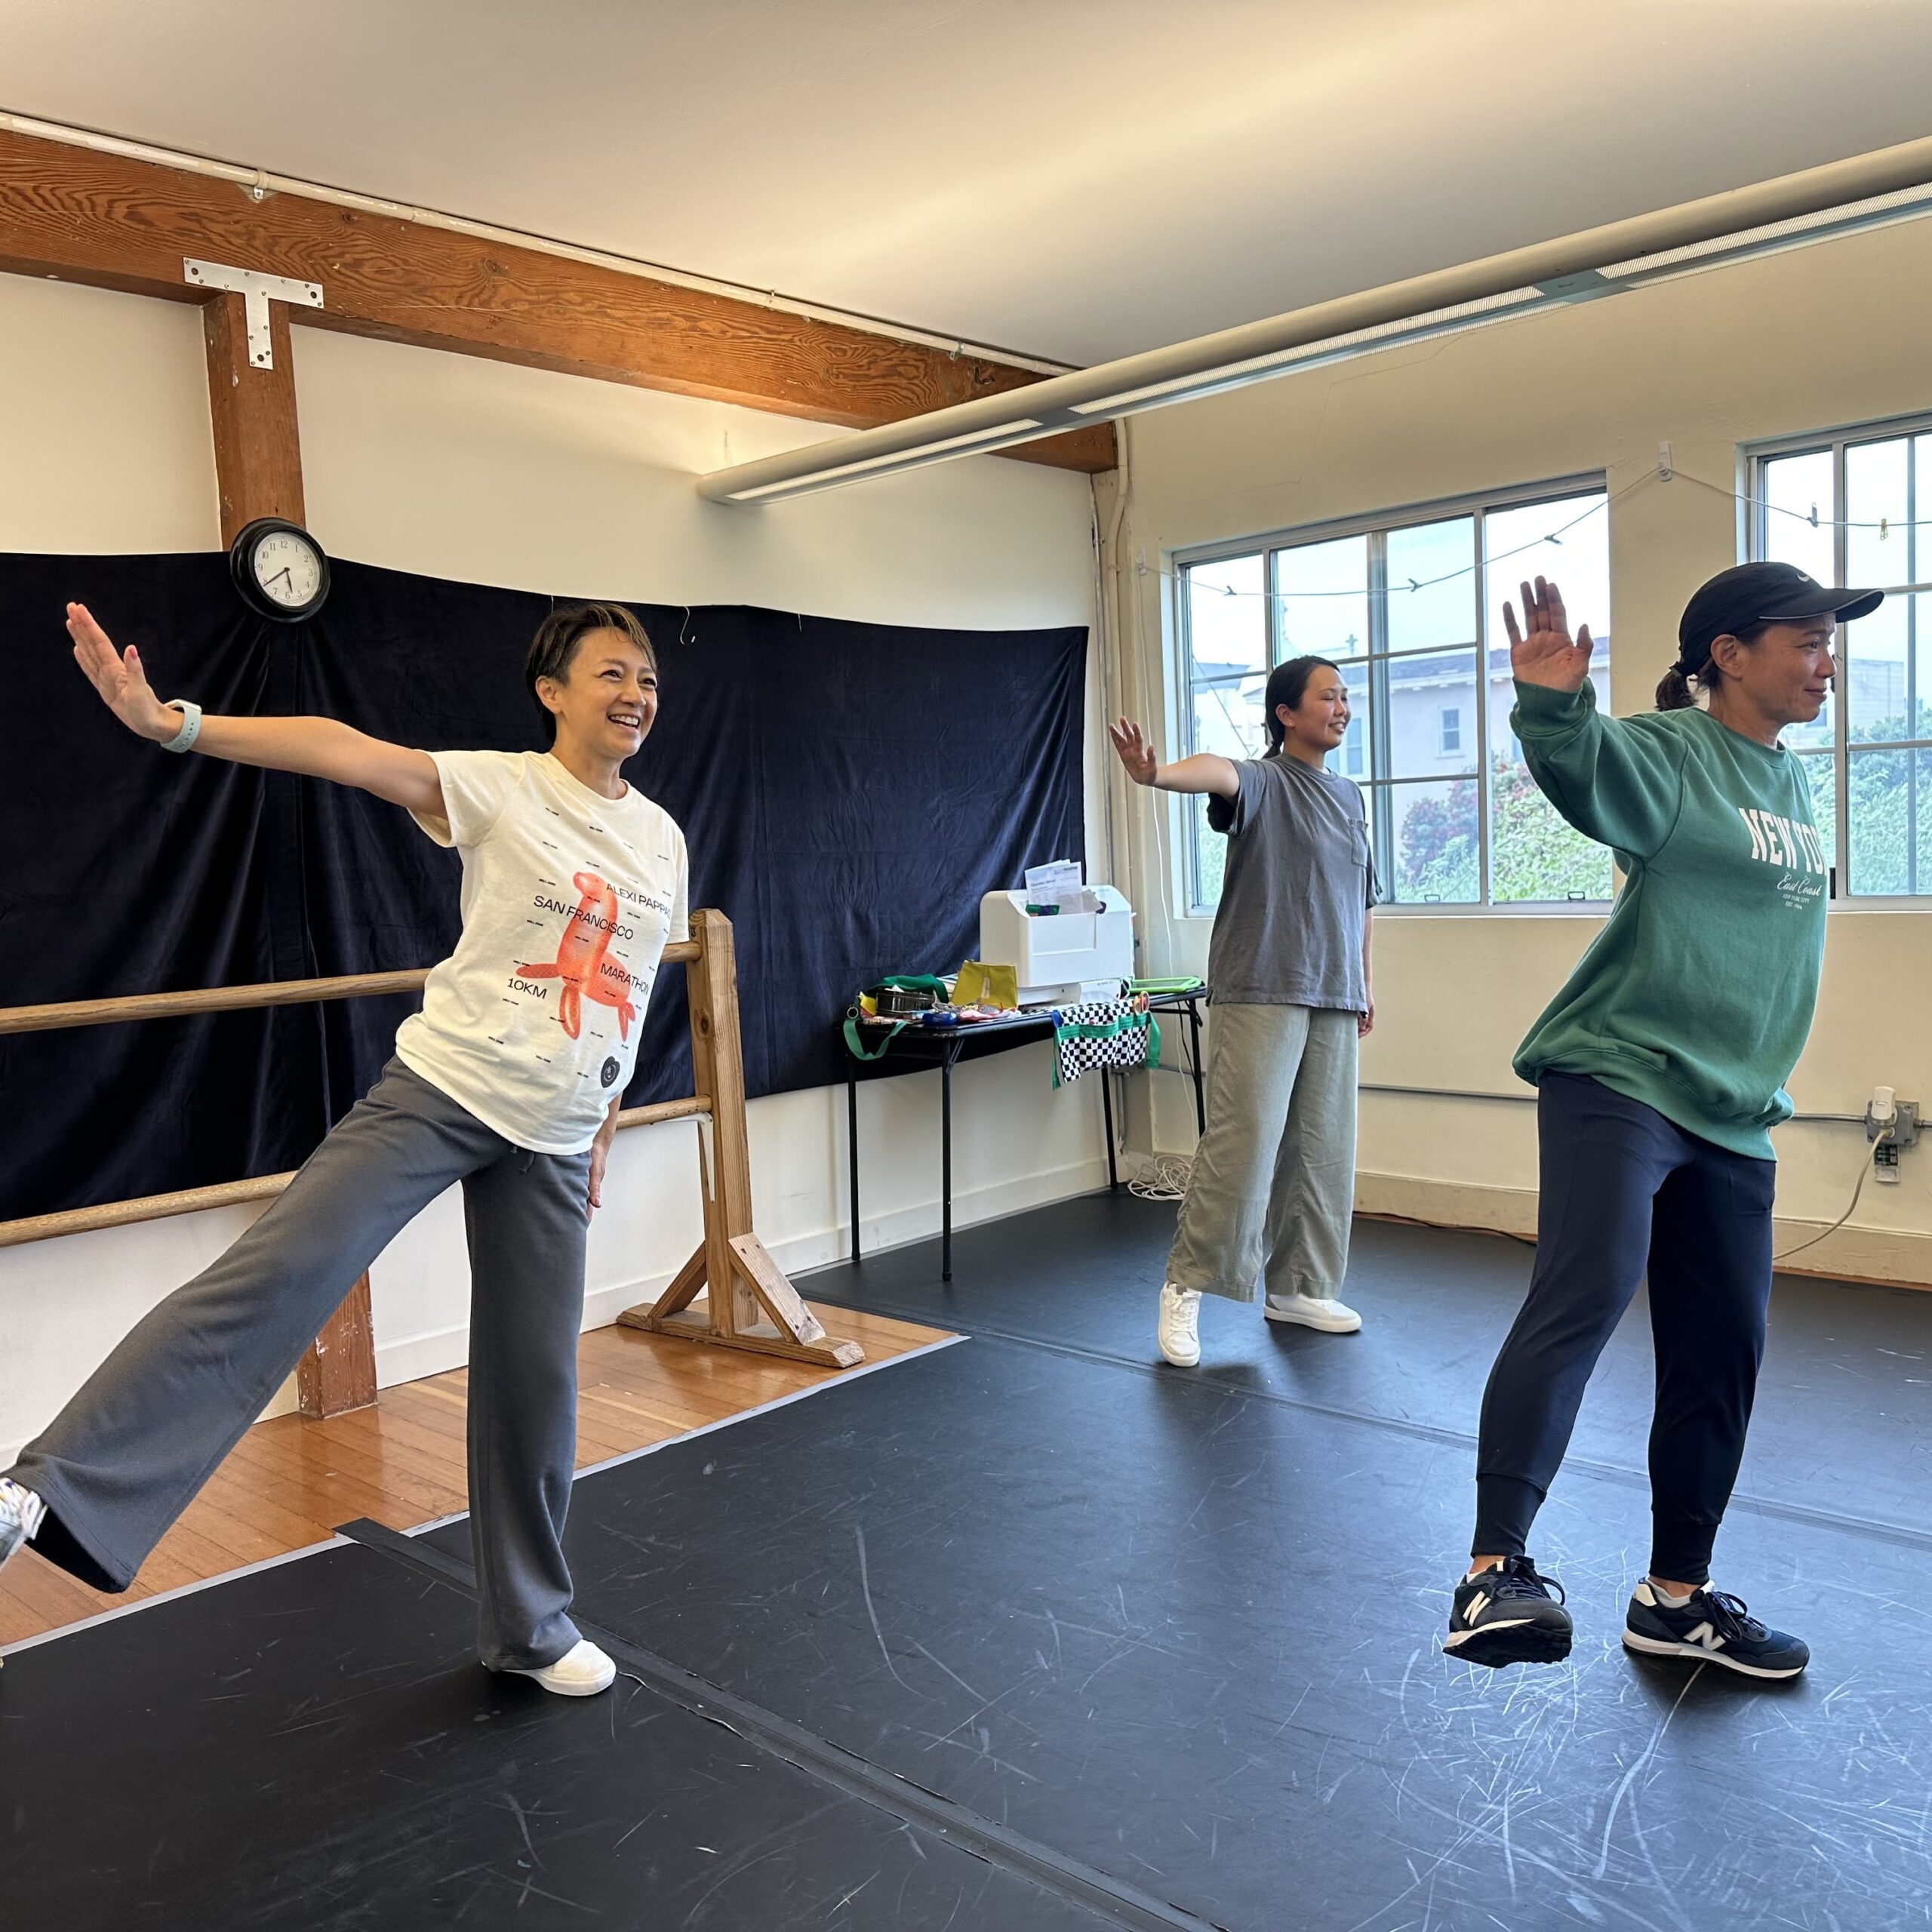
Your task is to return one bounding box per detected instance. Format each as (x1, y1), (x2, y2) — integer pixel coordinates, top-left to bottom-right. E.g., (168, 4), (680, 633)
(618, 909), (863, 1370)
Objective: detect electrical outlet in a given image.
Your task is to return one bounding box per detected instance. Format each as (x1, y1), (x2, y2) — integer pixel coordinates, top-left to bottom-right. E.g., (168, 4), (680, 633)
(1866, 1089), (1918, 1185)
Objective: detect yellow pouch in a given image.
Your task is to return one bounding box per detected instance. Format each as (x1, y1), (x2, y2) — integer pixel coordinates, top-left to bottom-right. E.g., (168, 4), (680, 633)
(952, 961), (1018, 1010)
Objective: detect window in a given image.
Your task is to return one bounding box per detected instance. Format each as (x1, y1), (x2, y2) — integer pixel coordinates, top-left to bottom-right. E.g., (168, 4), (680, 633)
(1752, 419), (1932, 897)
(1178, 481), (1613, 910)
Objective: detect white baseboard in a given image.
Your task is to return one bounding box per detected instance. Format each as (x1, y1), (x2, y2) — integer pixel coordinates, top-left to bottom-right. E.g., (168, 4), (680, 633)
(1355, 1172), (1540, 1238)
(1356, 1169), (1932, 1287)
(367, 1155), (1114, 1391)
(842, 1153), (1114, 1264)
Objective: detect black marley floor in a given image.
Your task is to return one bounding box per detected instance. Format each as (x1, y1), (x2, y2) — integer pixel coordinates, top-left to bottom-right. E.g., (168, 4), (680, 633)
(5, 1194), (1931, 1930)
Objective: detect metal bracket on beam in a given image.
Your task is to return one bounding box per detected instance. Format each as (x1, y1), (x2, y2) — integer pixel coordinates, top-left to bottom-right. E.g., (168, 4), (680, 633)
(183, 258), (324, 368)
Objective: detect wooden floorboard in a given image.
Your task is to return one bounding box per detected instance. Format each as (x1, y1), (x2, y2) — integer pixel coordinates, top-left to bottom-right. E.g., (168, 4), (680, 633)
(0, 1303), (949, 1648)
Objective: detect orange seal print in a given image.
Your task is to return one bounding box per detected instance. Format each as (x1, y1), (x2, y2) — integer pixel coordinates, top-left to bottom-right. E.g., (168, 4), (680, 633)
(518, 871), (637, 1041)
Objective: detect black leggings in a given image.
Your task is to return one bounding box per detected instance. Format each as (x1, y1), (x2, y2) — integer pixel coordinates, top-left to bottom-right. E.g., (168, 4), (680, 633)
(1473, 1072), (1776, 1584)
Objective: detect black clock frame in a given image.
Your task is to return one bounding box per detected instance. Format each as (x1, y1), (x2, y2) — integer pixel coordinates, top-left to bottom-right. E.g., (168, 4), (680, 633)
(229, 516), (331, 624)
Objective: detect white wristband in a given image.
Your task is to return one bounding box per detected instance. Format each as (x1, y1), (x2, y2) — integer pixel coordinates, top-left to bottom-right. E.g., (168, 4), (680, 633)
(159, 700), (202, 755)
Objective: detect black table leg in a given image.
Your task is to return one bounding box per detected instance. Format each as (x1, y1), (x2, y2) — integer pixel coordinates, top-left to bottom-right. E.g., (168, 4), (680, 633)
(941, 1049), (955, 1282)
(1102, 1066), (1118, 1189)
(1189, 999), (1206, 1137)
(847, 1074), (861, 1263)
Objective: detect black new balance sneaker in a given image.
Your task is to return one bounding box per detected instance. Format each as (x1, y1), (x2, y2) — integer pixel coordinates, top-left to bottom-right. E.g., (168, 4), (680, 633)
(1444, 1555), (1573, 1667)
(1623, 1580), (1809, 1679)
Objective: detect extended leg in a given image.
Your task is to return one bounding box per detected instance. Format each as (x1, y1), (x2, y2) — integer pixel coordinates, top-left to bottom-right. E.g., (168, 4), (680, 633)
(8, 1061), (499, 1590)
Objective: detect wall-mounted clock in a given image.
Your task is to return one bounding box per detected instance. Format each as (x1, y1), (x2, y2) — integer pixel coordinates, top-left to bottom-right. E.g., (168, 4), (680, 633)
(229, 517), (330, 623)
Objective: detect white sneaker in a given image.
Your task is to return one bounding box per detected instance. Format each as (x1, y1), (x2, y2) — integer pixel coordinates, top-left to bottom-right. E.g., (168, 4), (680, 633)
(1157, 1284), (1201, 1366)
(0, 1477), (45, 1569)
(500, 1638), (617, 1697)
(1263, 1294), (1361, 1334)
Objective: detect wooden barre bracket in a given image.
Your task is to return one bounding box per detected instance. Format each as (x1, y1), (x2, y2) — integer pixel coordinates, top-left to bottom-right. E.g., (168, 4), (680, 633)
(616, 909), (863, 1371)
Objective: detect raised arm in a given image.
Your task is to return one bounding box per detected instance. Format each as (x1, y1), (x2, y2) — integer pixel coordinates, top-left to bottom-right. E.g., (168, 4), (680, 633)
(1505, 578), (1685, 860)
(68, 601), (445, 818)
(1109, 718), (1241, 798)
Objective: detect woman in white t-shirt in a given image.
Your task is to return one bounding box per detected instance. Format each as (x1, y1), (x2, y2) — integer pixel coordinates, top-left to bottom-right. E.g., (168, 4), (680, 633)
(0, 601), (688, 1698)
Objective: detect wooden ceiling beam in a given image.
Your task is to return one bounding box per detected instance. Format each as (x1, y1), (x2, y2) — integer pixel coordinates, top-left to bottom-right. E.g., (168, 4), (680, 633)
(0, 128), (1114, 475)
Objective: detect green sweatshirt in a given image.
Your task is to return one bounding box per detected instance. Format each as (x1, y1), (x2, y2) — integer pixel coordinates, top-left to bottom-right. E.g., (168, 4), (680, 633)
(1511, 681), (1828, 1159)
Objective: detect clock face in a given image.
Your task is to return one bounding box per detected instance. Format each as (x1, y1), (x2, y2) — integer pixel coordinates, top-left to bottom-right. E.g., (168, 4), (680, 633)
(251, 529), (325, 610)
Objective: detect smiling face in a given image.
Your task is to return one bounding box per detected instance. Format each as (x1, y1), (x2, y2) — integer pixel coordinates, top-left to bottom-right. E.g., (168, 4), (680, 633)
(1709, 616), (1838, 729)
(538, 628), (660, 761)
(1277, 664), (1353, 763)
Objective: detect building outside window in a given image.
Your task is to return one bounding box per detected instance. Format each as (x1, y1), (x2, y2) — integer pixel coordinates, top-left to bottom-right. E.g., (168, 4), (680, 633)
(1179, 481), (1612, 911)
(1752, 419), (1932, 898)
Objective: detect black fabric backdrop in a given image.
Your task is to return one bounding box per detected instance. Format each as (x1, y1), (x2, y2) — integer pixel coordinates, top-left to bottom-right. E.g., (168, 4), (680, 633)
(0, 553), (1085, 1220)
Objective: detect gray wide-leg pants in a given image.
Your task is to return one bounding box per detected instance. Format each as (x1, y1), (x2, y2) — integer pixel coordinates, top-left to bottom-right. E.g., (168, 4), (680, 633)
(1164, 1002), (1358, 1306)
(6, 1058), (593, 1670)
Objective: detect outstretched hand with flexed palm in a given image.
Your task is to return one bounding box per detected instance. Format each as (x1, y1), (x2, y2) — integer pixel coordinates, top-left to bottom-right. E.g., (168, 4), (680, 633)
(1108, 717), (1159, 787)
(66, 602), (178, 742)
(1503, 577), (1594, 693)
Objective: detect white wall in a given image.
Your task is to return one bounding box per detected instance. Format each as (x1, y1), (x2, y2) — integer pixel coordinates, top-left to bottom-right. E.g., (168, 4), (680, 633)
(0, 273), (1103, 1460)
(1104, 211), (1932, 1284)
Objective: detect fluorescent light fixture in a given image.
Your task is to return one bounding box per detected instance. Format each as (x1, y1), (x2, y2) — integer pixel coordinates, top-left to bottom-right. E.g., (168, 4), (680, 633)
(697, 131), (1932, 505)
(1600, 181), (1932, 284)
(716, 420), (1045, 502)
(1066, 289), (1546, 416)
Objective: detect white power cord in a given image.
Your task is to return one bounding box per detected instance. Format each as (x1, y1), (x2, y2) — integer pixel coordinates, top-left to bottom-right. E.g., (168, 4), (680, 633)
(1774, 1128), (1892, 1263)
(1130, 1152), (1195, 1202)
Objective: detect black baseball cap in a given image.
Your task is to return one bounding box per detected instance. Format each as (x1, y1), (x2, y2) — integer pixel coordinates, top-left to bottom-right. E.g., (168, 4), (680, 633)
(1678, 561), (1884, 666)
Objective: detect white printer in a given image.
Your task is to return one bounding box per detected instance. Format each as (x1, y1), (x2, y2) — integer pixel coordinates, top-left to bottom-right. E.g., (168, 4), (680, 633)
(978, 883), (1134, 1008)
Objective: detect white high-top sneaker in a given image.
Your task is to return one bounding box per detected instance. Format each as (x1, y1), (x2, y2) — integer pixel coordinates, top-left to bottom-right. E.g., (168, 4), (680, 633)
(1157, 1284), (1201, 1366)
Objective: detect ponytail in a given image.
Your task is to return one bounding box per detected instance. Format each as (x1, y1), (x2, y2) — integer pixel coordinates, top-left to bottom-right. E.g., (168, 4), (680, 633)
(1656, 617), (1767, 712)
(1654, 665), (1697, 710)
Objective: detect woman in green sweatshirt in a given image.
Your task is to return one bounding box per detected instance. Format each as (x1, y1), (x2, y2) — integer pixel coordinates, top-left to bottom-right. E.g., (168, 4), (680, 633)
(1444, 560), (1881, 1680)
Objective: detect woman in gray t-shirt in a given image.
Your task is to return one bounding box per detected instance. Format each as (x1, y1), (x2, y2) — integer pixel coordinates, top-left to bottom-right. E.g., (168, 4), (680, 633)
(1110, 655), (1376, 1369)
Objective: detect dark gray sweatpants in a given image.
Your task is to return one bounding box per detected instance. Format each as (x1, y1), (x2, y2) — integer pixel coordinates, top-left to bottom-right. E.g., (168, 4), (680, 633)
(6, 1059), (594, 1671)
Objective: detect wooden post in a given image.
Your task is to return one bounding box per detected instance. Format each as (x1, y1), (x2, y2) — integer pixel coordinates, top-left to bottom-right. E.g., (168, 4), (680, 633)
(202, 292), (306, 543)
(295, 1273), (375, 1418)
(620, 912), (863, 1370)
(202, 288), (373, 1417)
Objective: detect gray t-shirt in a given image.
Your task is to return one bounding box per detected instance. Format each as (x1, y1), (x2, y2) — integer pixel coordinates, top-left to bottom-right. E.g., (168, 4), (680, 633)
(1204, 755), (1377, 1010)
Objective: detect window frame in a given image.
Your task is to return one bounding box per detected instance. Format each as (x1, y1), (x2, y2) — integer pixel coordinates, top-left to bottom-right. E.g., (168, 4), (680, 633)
(1747, 412), (1932, 907)
(1173, 472), (1611, 916)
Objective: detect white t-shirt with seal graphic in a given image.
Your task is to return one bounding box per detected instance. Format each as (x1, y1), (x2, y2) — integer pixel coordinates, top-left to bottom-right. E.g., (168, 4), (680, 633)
(393, 750), (689, 1155)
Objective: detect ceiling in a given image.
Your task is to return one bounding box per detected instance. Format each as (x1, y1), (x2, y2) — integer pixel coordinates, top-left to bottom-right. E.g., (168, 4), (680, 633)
(5, 1), (1932, 368)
